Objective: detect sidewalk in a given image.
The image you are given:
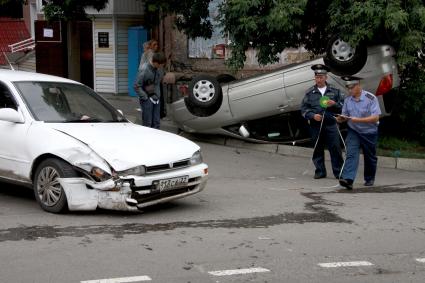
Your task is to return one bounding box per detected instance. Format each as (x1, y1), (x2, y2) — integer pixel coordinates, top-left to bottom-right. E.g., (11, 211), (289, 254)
(101, 93), (425, 172)
(101, 93), (178, 134)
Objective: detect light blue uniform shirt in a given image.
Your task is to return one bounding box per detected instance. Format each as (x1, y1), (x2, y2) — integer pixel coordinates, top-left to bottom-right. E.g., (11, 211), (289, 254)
(342, 90), (381, 134)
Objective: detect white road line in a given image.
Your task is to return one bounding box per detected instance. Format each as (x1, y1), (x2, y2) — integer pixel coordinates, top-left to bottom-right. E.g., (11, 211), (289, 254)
(416, 258), (425, 263)
(318, 261), (374, 268)
(208, 267), (270, 276)
(81, 275), (152, 283)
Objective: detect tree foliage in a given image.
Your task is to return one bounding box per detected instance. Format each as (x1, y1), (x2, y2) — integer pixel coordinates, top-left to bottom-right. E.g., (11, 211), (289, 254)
(40, 0), (108, 21)
(144, 0), (212, 39)
(389, 64), (425, 145)
(0, 0), (25, 4)
(219, 0), (425, 70)
(2, 0), (424, 71)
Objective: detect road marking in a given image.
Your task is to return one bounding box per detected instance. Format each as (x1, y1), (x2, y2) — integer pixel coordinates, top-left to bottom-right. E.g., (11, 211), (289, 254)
(318, 261), (374, 268)
(416, 258), (425, 263)
(258, 236), (272, 240)
(81, 275), (152, 283)
(208, 267), (270, 276)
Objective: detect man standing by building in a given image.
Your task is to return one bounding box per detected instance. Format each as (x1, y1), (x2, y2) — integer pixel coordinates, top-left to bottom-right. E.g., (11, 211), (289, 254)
(337, 76), (381, 190)
(135, 52), (166, 129)
(301, 64), (344, 179)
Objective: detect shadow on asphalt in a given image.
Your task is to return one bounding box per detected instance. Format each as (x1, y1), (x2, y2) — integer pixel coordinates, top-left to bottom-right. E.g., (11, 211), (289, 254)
(0, 182), (35, 200)
(0, 181), (202, 216)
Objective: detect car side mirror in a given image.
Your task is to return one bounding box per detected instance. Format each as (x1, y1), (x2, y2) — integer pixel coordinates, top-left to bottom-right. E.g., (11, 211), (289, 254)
(0, 108), (25, 123)
(117, 109), (124, 116)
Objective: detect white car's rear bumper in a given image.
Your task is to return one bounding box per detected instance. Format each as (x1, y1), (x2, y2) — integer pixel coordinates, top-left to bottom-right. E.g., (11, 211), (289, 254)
(58, 163), (208, 211)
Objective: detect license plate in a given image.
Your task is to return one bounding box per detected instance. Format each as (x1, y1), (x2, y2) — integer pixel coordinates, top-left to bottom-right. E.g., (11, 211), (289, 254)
(158, 176), (189, 192)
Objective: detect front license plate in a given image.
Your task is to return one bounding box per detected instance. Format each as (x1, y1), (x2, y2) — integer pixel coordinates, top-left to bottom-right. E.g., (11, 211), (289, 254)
(158, 176), (189, 192)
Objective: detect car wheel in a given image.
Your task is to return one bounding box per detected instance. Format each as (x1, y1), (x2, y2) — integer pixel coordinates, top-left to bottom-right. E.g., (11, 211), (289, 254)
(185, 75), (223, 117)
(324, 35), (367, 76)
(188, 75), (222, 108)
(33, 158), (78, 213)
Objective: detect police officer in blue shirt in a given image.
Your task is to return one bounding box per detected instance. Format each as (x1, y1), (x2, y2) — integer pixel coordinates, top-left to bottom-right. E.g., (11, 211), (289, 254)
(301, 64), (344, 179)
(337, 76), (381, 190)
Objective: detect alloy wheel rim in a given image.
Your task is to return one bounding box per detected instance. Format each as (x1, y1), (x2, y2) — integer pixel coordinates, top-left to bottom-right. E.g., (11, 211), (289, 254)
(193, 80), (215, 102)
(36, 166), (62, 207)
(331, 39), (356, 62)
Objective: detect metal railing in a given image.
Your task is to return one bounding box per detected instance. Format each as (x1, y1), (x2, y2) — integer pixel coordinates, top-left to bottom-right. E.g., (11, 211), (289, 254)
(8, 37), (35, 53)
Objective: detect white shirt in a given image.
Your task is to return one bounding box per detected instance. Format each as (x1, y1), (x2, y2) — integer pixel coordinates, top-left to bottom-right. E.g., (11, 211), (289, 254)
(318, 86), (327, 96)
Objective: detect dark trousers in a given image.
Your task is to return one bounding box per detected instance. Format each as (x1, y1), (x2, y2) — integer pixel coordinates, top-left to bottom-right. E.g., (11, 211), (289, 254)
(140, 98), (160, 129)
(310, 123), (343, 178)
(341, 128), (378, 182)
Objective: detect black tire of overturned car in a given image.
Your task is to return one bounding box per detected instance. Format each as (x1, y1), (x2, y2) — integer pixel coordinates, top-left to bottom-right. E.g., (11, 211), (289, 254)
(185, 75), (223, 117)
(324, 35), (368, 76)
(216, 73), (237, 84)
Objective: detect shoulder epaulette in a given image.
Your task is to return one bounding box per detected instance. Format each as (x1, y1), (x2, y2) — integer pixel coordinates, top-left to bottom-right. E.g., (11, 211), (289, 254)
(306, 86), (315, 94)
(327, 84), (339, 91)
(365, 92), (375, 100)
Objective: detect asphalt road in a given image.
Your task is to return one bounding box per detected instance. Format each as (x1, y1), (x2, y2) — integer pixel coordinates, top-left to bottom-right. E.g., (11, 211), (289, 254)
(1, 142), (425, 283)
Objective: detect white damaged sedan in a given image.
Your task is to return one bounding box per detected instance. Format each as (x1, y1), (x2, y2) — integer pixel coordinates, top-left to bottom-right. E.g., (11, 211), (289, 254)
(0, 70), (208, 213)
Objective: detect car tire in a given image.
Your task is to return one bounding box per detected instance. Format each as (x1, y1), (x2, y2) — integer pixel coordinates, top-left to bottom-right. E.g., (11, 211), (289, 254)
(324, 35), (367, 76)
(184, 95), (222, 117)
(33, 158), (78, 213)
(185, 75), (223, 117)
(188, 75), (222, 108)
(216, 74), (236, 84)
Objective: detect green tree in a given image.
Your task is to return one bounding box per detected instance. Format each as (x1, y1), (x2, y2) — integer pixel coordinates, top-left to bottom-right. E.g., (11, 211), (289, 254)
(144, 0), (213, 39)
(41, 0), (108, 21)
(2, 0), (424, 70)
(219, 0), (425, 70)
(0, 0), (108, 20)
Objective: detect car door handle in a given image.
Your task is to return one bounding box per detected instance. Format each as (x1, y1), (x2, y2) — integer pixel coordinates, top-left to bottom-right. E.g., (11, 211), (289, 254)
(277, 104), (288, 110)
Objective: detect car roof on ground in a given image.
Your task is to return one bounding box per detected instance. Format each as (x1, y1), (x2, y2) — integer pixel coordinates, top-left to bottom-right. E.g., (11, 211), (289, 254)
(0, 69), (80, 84)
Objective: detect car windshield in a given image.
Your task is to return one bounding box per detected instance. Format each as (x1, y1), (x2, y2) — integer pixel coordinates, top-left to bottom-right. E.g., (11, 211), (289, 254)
(13, 81), (125, 123)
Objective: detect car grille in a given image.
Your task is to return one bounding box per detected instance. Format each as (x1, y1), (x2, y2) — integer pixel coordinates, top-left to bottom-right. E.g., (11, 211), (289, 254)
(131, 185), (198, 204)
(130, 177), (201, 203)
(145, 159), (190, 174)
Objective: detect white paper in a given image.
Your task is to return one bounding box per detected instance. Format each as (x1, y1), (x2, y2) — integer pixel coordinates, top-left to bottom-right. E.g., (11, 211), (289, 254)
(43, 28), (53, 38)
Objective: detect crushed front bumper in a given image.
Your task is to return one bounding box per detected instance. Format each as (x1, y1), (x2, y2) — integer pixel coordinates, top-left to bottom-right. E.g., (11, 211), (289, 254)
(58, 163), (208, 211)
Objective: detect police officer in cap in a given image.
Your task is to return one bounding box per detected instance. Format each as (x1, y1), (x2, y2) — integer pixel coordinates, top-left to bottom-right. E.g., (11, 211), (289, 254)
(336, 76), (381, 190)
(301, 64), (344, 179)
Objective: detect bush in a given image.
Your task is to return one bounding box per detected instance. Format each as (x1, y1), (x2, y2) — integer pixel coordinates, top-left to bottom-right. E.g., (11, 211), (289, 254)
(392, 65), (425, 145)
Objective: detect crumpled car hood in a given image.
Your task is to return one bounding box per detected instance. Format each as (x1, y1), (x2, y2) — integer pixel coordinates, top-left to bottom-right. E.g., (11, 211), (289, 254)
(45, 122), (200, 171)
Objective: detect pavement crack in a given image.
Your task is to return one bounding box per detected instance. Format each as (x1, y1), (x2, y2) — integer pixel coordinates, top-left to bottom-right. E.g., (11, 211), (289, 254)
(329, 183), (425, 194)
(0, 190), (352, 242)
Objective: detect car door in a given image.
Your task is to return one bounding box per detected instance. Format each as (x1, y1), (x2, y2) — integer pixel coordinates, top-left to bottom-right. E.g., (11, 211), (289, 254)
(0, 82), (32, 184)
(282, 64), (315, 108)
(228, 70), (288, 121)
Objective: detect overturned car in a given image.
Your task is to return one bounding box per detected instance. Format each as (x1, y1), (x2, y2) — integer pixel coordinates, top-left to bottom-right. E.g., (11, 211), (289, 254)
(0, 70), (208, 213)
(168, 41), (400, 143)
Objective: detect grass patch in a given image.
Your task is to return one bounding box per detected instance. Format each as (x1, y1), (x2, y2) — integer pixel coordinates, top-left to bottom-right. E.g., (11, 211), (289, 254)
(378, 136), (425, 159)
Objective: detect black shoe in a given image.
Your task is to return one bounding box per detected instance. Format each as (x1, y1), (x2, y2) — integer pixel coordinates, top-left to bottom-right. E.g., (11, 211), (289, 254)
(339, 179), (353, 190)
(314, 173), (327, 179)
(364, 180), (374, 186)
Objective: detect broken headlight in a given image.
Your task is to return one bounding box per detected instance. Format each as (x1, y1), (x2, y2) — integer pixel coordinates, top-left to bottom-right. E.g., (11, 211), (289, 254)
(90, 167), (112, 182)
(190, 150), (203, 166)
(118, 165), (146, 176)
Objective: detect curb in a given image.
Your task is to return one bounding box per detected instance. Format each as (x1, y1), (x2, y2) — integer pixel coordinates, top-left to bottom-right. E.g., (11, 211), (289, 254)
(179, 132), (425, 172)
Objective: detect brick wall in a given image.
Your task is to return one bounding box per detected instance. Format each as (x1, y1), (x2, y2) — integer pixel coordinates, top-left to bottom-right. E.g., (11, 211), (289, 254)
(162, 16), (313, 79)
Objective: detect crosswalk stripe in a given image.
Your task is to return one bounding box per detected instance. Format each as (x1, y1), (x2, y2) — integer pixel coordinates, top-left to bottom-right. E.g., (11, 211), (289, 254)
(208, 267), (270, 276)
(318, 261), (374, 268)
(81, 275), (152, 283)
